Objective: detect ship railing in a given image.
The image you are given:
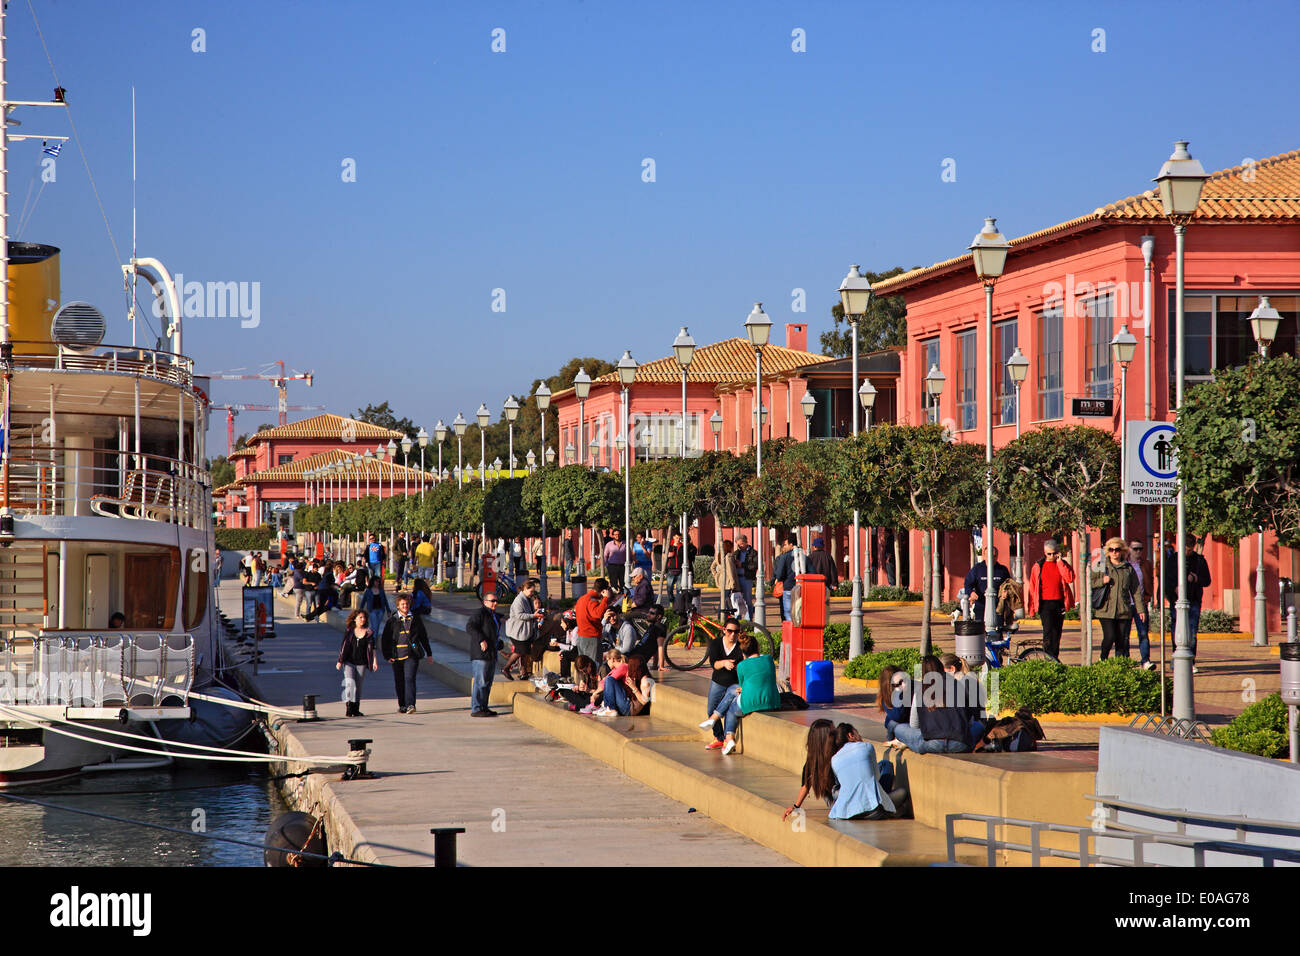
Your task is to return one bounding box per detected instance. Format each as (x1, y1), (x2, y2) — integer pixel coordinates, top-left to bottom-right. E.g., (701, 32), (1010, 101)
(3, 451), (209, 530)
(0, 632), (194, 709)
(10, 340), (195, 389)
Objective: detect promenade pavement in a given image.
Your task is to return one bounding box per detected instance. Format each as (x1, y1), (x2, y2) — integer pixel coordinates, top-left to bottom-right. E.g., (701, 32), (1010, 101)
(214, 576), (789, 867)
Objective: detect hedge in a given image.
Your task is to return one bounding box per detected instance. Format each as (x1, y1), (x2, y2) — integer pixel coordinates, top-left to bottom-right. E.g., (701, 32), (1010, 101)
(1211, 693), (1289, 758)
(822, 622), (871, 661)
(997, 657), (1160, 715)
(216, 526), (276, 551)
(865, 585), (923, 601)
(845, 647), (933, 682)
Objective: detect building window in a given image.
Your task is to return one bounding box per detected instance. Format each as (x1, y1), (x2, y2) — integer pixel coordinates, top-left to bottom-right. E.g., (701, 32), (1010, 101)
(277, 454), (293, 466)
(921, 338), (940, 423)
(1166, 293), (1299, 405)
(1038, 304), (1064, 420)
(994, 320), (1019, 426)
(956, 329), (977, 431)
(1083, 293), (1115, 399)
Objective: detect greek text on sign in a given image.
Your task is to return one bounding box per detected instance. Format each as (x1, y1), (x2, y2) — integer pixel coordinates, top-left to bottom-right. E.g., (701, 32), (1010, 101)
(1124, 420), (1177, 505)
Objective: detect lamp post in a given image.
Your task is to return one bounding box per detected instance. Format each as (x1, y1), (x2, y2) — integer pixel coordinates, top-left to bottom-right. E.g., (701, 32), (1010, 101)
(453, 412), (468, 587)
(526, 448), (536, 473)
(401, 436), (413, 499)
(673, 328), (696, 593)
(545, 446), (555, 466)
(363, 448), (373, 497)
(710, 410), (723, 451)
(925, 363), (947, 602)
(504, 395), (519, 483)
(387, 439), (398, 500)
(1006, 346), (1030, 586)
(640, 426), (652, 464)
(433, 420), (446, 582)
(859, 378), (877, 598)
(617, 350), (637, 563)
(417, 426), (429, 499)
(801, 391), (816, 442)
(745, 302), (772, 627)
(1110, 325), (1138, 540)
(1155, 140), (1209, 722)
(1250, 296), (1281, 648)
(573, 369), (592, 575)
(839, 265), (873, 657)
(970, 217), (1011, 636)
(476, 404), (490, 556)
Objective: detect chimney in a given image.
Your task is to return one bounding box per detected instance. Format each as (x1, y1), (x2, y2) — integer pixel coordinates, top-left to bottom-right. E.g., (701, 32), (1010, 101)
(785, 322), (807, 352)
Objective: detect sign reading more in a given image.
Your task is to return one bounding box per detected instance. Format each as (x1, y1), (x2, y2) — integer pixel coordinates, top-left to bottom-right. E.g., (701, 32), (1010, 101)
(1124, 420), (1178, 506)
(1072, 397), (1114, 418)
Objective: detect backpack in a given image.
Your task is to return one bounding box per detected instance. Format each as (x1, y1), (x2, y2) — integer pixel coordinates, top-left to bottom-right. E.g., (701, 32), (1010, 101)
(975, 707), (1045, 753)
(779, 691), (809, 711)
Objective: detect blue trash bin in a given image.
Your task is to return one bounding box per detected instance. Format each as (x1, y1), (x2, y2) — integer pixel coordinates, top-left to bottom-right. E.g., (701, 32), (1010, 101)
(805, 659), (834, 704)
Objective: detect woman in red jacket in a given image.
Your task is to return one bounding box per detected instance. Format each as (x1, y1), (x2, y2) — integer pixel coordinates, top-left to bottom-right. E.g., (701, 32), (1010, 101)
(1025, 539), (1075, 660)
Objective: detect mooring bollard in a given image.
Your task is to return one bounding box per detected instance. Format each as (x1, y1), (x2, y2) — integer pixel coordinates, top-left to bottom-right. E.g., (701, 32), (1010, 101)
(431, 827), (466, 868)
(342, 738), (374, 780)
(301, 694), (319, 721)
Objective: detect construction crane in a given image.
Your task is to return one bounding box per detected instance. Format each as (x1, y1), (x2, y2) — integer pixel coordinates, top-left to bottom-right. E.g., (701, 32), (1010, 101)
(207, 361), (315, 425)
(215, 403), (325, 456)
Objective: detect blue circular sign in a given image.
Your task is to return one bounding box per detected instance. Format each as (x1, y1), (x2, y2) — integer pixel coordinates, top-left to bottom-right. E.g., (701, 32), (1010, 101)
(1137, 424), (1177, 480)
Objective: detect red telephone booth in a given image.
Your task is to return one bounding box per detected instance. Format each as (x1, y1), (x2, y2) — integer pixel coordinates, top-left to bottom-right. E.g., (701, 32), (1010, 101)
(788, 573), (826, 698)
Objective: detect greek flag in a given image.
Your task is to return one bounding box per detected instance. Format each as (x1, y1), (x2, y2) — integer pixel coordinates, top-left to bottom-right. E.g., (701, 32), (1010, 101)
(42, 141), (63, 157)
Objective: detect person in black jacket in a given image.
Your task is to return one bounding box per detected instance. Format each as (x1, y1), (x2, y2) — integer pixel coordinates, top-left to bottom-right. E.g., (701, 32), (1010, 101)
(466, 593), (504, 717)
(1162, 533), (1212, 670)
(337, 610), (378, 716)
(884, 655), (971, 754)
(380, 594), (432, 714)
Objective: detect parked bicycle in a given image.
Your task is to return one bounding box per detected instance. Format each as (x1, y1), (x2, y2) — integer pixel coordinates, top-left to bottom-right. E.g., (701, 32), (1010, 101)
(663, 591), (774, 670)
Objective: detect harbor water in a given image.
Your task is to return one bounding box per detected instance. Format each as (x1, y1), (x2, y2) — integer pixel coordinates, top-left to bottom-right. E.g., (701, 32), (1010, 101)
(0, 767), (287, 867)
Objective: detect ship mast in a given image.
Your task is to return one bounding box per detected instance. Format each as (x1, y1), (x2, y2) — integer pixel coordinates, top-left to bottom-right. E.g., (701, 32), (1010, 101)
(1, 3), (13, 533)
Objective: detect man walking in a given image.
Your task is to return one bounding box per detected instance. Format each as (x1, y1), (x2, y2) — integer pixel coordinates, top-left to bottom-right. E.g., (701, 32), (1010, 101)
(573, 577), (611, 662)
(1128, 539), (1156, 669)
(414, 534), (436, 580)
(467, 592), (503, 717)
(603, 529), (627, 591)
(365, 533), (386, 582)
(1162, 533), (1211, 673)
(963, 546), (1012, 626)
(806, 536), (838, 615)
(663, 532), (684, 604)
(771, 536), (798, 622)
(1026, 539), (1074, 659)
(733, 534), (757, 620)
(381, 593), (431, 714)
(394, 533), (409, 587)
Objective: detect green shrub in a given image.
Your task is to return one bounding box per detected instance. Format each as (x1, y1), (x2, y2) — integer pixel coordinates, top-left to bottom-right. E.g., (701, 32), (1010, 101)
(1211, 693), (1289, 758)
(866, 585), (923, 602)
(692, 555), (714, 587)
(1063, 607), (1080, 620)
(1197, 609), (1238, 633)
(830, 580), (854, 597)
(844, 647), (923, 682)
(997, 659), (1070, 713)
(938, 600), (960, 615)
(821, 622), (871, 661)
(216, 526), (276, 552)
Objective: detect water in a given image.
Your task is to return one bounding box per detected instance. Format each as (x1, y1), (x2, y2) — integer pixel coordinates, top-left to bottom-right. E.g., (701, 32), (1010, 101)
(0, 766), (288, 867)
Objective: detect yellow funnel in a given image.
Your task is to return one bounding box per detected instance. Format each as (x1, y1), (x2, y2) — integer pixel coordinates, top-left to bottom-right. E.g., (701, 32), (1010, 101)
(8, 242), (61, 355)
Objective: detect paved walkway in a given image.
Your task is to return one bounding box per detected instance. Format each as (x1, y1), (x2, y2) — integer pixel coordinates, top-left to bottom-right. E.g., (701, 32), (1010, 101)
(214, 578), (789, 867)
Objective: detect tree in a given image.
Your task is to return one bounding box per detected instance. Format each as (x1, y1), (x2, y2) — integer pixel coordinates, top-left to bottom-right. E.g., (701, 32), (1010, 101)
(232, 423), (273, 450)
(835, 424), (984, 654)
(992, 424), (1121, 661)
(355, 402), (418, 441)
(819, 267), (913, 356)
(484, 478), (541, 539)
(1175, 355), (1300, 547)
(209, 455), (235, 489)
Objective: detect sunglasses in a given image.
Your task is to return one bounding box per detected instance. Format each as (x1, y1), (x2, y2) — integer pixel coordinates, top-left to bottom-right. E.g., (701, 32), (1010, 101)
(1131, 546), (1144, 551)
(723, 627), (740, 634)
(1107, 547), (1125, 553)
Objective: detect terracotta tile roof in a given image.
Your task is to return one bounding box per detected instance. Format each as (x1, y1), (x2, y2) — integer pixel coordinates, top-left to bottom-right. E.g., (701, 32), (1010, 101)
(245, 413), (404, 443)
(553, 338), (833, 399)
(873, 148), (1300, 296)
(236, 447), (427, 485)
(228, 448), (255, 459)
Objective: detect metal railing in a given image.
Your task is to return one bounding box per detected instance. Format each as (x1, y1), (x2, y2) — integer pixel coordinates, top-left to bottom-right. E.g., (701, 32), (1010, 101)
(946, 809), (1300, 867)
(11, 341), (194, 389)
(1127, 712), (1215, 743)
(0, 631), (194, 709)
(3, 451), (208, 530)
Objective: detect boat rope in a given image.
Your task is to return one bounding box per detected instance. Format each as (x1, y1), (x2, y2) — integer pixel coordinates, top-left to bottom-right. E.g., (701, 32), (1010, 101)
(21, 770), (313, 797)
(0, 790), (388, 866)
(0, 704), (362, 766)
(184, 687), (308, 720)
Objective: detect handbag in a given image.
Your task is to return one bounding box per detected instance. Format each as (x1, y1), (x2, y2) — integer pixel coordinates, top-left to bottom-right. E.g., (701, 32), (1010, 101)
(1091, 579), (1110, 611)
(773, 580), (784, 597)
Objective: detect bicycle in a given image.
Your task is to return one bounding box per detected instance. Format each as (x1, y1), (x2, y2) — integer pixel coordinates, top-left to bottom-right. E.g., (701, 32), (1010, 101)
(476, 570), (520, 605)
(663, 603), (774, 670)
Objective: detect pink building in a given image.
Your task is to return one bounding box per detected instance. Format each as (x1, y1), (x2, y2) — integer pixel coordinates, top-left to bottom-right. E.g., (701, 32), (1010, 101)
(872, 148), (1300, 631)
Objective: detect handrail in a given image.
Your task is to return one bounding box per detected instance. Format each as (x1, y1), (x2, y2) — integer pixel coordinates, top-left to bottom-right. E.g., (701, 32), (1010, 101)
(0, 631), (196, 709)
(8, 340), (195, 388)
(1087, 793), (1300, 840)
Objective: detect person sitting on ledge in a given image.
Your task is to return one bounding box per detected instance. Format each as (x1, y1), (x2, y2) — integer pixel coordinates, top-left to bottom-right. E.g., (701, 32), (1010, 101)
(876, 665), (913, 741)
(592, 653), (654, 717)
(580, 649), (624, 714)
(828, 722), (902, 820)
(783, 719), (836, 820)
(627, 566), (654, 610)
(884, 654), (972, 754)
(554, 655), (600, 710)
(699, 631), (779, 755)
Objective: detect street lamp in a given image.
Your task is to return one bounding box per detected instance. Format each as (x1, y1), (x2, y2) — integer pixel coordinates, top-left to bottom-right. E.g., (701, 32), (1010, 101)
(617, 349), (637, 558)
(545, 446), (555, 466)
(710, 410), (723, 451)
(387, 439), (398, 499)
(1006, 345), (1030, 586)
(801, 391), (816, 441)
(859, 378), (878, 599)
(672, 328), (696, 593)
(925, 362), (947, 602)
(1250, 296), (1281, 648)
(1111, 325), (1138, 540)
(588, 436), (600, 465)
(453, 412), (468, 586)
(504, 394), (520, 482)
(640, 425), (652, 463)
(1155, 140), (1208, 722)
(565, 442), (576, 464)
(362, 447), (373, 497)
(401, 435), (413, 499)
(839, 264), (874, 658)
(970, 217), (1011, 636)
(526, 448), (536, 472)
(745, 301), (772, 627)
(493, 456), (503, 479)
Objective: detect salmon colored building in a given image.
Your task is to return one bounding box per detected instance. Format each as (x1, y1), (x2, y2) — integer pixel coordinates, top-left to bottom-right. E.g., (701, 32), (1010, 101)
(217, 413), (410, 530)
(872, 148), (1300, 632)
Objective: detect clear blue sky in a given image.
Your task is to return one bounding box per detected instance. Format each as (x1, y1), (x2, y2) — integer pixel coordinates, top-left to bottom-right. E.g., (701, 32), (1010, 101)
(9, 0), (1298, 452)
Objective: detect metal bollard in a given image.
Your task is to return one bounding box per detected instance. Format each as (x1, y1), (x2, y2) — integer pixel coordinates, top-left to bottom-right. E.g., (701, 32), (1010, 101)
(301, 694), (319, 721)
(342, 738), (374, 780)
(430, 827), (466, 868)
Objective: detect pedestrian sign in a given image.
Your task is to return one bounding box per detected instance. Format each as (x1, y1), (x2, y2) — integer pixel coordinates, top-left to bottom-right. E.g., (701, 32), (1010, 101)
(1124, 420), (1178, 505)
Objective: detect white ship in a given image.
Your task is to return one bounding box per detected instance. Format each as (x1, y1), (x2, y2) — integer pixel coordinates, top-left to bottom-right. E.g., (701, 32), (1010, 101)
(0, 13), (246, 785)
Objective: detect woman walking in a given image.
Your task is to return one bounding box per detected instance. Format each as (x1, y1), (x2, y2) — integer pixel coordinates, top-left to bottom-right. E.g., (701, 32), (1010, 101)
(336, 610), (378, 717)
(1090, 536), (1145, 660)
(360, 576), (391, 637)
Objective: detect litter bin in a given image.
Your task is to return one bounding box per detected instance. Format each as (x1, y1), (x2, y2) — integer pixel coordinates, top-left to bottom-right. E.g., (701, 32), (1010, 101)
(953, 620), (985, 668)
(805, 660), (834, 704)
(570, 575), (588, 599)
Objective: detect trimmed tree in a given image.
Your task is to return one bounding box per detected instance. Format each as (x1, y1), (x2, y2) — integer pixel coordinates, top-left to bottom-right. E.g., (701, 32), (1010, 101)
(992, 424), (1121, 662)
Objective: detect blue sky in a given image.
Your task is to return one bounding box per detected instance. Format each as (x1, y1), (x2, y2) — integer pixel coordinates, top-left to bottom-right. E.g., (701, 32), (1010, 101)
(8, 0), (1298, 451)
